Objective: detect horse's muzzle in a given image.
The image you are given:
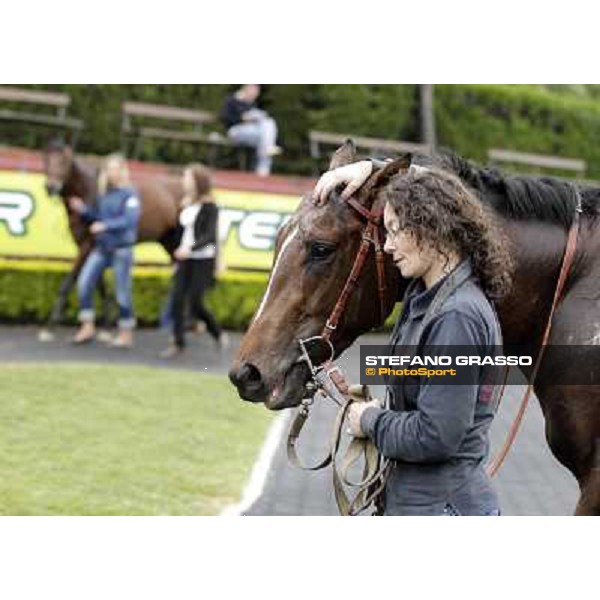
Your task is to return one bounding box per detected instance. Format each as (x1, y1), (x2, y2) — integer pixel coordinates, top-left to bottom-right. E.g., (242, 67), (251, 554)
(229, 361), (268, 403)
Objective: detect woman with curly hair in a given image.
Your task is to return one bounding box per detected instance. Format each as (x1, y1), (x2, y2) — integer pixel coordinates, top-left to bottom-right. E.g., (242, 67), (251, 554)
(313, 160), (513, 516)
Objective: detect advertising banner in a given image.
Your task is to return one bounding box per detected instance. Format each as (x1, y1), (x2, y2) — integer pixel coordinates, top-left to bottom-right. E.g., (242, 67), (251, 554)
(0, 170), (301, 272)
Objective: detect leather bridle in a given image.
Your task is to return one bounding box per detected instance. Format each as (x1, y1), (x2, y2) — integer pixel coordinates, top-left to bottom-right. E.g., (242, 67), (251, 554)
(321, 196), (388, 344)
(297, 193), (389, 365)
(290, 189), (393, 515)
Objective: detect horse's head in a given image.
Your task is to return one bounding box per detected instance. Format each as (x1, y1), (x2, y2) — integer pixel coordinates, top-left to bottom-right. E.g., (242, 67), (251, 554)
(229, 141), (410, 410)
(44, 139), (74, 197)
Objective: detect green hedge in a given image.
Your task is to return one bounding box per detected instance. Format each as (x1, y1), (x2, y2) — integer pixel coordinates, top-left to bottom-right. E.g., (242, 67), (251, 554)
(0, 84), (235, 167)
(435, 84), (600, 178)
(0, 261), (400, 331)
(0, 262), (268, 329)
(5, 84), (600, 177)
(1, 84), (419, 176)
(0, 84), (416, 174)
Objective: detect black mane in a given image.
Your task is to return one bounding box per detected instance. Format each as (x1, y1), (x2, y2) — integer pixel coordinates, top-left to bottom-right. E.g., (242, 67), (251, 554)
(415, 151), (600, 228)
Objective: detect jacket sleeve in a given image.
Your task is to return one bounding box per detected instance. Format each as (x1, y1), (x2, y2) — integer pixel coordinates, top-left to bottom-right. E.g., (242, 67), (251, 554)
(80, 203), (98, 223)
(192, 203), (218, 251)
(360, 310), (484, 463)
(102, 195), (141, 232)
(220, 96), (244, 128)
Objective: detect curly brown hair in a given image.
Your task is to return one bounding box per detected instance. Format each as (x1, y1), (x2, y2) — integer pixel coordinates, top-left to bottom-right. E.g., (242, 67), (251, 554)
(382, 166), (513, 300)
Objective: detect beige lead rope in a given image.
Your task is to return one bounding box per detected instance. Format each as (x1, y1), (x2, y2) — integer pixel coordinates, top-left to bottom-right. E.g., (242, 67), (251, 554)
(329, 385), (391, 516)
(286, 365), (390, 516)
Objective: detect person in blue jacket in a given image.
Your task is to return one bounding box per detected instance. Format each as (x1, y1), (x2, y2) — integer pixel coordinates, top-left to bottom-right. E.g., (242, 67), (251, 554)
(313, 160), (513, 515)
(69, 153), (141, 348)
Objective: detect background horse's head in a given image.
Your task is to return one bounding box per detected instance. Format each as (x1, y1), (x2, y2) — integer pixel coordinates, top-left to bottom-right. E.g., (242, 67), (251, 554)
(42, 139), (99, 245)
(229, 142), (409, 410)
(44, 139), (75, 197)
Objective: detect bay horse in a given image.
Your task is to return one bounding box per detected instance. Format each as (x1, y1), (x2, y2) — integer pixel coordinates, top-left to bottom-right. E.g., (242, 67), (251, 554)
(229, 140), (600, 515)
(41, 140), (181, 336)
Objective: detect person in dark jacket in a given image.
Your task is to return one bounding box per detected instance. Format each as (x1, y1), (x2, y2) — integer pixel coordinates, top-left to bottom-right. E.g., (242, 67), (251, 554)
(220, 84), (281, 176)
(312, 161), (513, 515)
(160, 163), (228, 358)
(69, 153), (141, 348)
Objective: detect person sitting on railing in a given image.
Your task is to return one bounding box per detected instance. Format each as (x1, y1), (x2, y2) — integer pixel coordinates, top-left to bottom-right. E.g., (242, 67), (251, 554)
(220, 84), (281, 176)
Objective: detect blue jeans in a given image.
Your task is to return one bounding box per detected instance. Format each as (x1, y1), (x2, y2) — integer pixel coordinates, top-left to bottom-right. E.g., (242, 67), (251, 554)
(227, 111), (278, 175)
(77, 246), (135, 329)
(442, 503), (501, 516)
(159, 285), (174, 330)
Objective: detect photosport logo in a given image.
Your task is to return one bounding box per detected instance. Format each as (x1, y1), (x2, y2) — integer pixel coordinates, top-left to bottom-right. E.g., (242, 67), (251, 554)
(0, 189), (34, 236)
(359, 345), (600, 386)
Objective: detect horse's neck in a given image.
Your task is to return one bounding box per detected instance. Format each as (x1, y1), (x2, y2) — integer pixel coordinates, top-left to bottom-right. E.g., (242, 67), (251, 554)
(64, 160), (97, 202)
(496, 218), (569, 351)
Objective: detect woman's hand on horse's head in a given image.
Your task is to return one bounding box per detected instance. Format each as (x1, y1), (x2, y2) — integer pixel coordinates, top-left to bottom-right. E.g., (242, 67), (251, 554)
(68, 196), (86, 214)
(311, 160), (374, 207)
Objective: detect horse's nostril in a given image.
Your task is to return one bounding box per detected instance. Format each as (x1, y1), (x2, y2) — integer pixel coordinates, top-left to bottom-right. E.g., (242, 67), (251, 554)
(240, 361), (263, 384)
(229, 361), (266, 403)
(229, 361), (264, 389)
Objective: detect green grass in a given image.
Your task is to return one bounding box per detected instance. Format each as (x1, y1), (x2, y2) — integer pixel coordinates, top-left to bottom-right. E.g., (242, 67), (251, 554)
(0, 363), (273, 515)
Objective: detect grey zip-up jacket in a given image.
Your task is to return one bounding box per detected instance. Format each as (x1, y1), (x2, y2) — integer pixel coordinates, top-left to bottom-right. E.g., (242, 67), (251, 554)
(360, 259), (502, 515)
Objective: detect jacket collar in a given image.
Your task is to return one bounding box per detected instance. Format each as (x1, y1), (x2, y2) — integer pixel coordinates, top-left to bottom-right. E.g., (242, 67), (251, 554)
(405, 258), (473, 319)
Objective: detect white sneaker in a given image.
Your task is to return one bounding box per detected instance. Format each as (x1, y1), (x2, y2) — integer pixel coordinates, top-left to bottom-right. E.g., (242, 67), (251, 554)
(266, 145), (283, 157)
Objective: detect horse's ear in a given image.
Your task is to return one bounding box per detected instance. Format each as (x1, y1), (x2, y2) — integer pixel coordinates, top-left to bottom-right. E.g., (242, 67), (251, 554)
(329, 139), (357, 169)
(369, 153), (412, 189)
(46, 137), (72, 157)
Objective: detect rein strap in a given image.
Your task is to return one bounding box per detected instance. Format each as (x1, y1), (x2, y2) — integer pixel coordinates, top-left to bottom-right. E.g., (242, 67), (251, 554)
(487, 189), (582, 476)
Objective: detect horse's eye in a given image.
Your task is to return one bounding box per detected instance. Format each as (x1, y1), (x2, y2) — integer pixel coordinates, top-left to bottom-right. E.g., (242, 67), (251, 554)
(308, 242), (335, 261)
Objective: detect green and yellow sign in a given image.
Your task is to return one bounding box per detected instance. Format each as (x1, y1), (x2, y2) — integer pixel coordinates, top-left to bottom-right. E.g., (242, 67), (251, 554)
(0, 170), (302, 272)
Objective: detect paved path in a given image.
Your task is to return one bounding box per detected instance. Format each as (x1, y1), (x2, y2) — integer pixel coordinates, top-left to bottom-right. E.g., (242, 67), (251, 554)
(0, 325), (236, 374)
(1, 326), (580, 515)
(245, 334), (580, 516)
